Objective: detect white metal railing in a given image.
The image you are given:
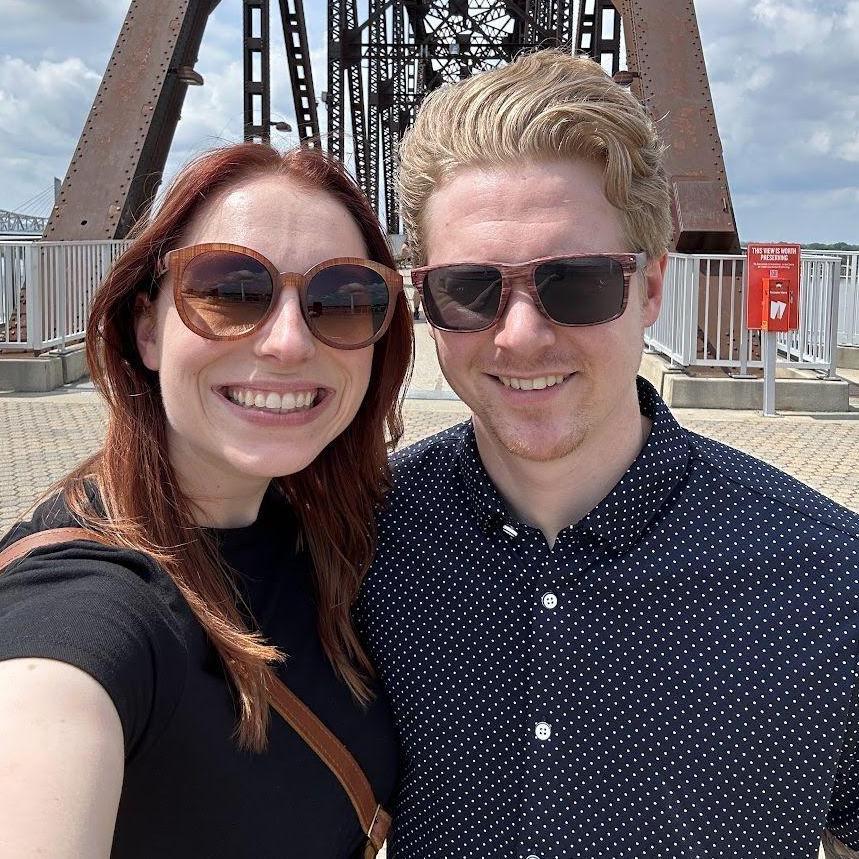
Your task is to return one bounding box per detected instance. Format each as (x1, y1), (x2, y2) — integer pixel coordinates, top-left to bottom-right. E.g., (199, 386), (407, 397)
(0, 240), (131, 351)
(0, 242), (34, 348)
(836, 252), (859, 347)
(645, 253), (842, 376)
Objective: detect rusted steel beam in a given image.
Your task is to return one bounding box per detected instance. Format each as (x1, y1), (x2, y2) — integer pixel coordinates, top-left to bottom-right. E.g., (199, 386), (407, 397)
(615, 0), (740, 253)
(244, 0), (272, 142)
(277, 0), (320, 144)
(576, 0), (623, 75)
(46, 0), (220, 240)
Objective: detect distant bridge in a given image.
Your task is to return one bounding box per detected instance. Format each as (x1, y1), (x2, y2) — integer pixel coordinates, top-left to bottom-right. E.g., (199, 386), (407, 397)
(0, 209), (47, 235)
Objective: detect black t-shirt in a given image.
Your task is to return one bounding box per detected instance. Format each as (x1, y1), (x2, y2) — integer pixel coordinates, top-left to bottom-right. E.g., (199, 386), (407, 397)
(0, 489), (398, 858)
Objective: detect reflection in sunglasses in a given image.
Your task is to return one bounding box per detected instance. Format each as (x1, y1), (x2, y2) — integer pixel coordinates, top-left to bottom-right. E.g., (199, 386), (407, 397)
(429, 272), (502, 326)
(187, 267), (272, 304)
(168, 246), (402, 346)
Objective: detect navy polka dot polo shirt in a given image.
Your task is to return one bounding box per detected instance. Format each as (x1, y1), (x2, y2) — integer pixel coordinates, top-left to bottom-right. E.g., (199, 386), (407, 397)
(355, 377), (859, 858)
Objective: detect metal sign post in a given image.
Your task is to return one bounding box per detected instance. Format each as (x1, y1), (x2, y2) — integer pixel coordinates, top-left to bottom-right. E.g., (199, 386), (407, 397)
(762, 332), (778, 417)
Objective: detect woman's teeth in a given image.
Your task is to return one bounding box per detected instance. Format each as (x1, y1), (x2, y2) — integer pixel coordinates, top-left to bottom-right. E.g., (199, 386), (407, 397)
(499, 374), (568, 390)
(226, 387), (319, 412)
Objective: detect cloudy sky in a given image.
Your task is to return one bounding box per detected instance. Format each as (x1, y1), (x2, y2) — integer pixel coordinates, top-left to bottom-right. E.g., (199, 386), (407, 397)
(0, 0), (857, 243)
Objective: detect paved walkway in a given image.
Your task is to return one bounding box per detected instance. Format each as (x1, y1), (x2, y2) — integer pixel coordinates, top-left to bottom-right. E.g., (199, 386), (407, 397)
(2, 321), (858, 532)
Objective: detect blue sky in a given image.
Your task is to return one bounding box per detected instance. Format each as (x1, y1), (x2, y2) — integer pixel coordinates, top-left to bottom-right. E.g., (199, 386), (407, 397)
(0, 0), (857, 243)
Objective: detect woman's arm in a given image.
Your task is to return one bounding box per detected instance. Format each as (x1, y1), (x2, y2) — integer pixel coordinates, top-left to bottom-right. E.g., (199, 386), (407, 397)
(0, 658), (124, 859)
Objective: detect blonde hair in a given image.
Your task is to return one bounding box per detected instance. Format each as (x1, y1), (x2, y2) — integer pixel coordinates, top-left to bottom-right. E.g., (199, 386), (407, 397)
(398, 49), (673, 263)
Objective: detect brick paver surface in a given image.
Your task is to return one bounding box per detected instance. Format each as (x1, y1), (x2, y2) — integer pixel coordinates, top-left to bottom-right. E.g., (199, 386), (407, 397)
(2, 324), (858, 532)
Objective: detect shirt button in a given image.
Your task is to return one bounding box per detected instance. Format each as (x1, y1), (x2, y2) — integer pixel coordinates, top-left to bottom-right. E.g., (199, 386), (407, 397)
(541, 592), (558, 609)
(525, 855), (541, 859)
(535, 722), (552, 741)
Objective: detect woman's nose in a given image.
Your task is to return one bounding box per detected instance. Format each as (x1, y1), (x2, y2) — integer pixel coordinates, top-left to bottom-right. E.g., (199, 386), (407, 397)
(253, 287), (317, 364)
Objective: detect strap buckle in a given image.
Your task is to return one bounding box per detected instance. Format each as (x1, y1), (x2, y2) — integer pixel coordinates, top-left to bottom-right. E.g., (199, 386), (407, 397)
(367, 803), (382, 841)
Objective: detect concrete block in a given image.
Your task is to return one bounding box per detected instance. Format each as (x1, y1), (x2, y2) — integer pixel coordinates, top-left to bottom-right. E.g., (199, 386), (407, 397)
(838, 346), (859, 370)
(639, 352), (684, 397)
(662, 374), (849, 412)
(0, 355), (64, 392)
(640, 351), (849, 411)
(60, 346), (89, 384)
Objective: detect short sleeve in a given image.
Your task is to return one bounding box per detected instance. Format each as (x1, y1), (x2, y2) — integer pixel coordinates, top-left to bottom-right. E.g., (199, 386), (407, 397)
(0, 539), (187, 757)
(826, 686), (859, 849)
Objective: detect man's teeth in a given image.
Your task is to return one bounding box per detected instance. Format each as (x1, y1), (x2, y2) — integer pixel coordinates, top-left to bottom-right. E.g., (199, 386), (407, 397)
(226, 387), (319, 412)
(498, 375), (568, 390)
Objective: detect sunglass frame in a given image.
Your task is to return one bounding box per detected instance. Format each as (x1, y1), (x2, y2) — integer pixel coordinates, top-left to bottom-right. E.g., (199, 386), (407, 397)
(159, 242), (404, 349)
(410, 251), (649, 332)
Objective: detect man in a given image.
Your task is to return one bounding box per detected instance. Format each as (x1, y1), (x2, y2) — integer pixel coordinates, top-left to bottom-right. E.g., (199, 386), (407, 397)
(355, 50), (859, 858)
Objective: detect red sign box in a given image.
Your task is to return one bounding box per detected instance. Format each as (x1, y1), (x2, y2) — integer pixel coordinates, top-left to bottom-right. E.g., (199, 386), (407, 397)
(746, 243), (801, 332)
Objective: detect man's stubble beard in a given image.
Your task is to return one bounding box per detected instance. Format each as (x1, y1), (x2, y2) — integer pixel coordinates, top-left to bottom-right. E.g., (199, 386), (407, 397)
(473, 396), (591, 464)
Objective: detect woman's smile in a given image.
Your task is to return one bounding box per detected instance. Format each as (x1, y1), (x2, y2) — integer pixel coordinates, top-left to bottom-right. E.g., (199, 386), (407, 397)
(216, 382), (334, 426)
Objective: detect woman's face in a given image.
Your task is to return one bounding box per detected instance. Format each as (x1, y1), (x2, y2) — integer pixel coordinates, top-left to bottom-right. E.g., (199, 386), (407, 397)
(135, 173), (375, 499)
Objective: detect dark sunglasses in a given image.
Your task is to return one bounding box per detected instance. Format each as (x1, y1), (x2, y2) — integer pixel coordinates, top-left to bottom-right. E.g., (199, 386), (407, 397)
(411, 252), (648, 332)
(157, 243), (403, 349)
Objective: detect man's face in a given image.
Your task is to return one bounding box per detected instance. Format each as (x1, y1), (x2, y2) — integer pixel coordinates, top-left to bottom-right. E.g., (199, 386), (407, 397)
(422, 158), (665, 463)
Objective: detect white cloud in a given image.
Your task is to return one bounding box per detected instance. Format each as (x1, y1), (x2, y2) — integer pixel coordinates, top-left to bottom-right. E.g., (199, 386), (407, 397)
(751, 0), (838, 54)
(696, 0), (859, 241)
(839, 133), (859, 163)
(810, 129), (833, 154)
(4, 0), (115, 24)
(0, 56), (102, 210)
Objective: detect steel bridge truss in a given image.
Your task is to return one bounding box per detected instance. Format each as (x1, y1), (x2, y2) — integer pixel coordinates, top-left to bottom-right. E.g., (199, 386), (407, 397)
(328, 0), (575, 233)
(47, 0), (738, 253)
(0, 210), (47, 235)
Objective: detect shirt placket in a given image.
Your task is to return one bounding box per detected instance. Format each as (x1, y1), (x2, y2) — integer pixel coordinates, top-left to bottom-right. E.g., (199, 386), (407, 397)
(518, 527), (604, 859)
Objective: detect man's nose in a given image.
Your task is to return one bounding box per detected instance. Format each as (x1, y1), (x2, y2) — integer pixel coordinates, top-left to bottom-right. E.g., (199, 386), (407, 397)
(492, 285), (557, 352)
(253, 286), (317, 364)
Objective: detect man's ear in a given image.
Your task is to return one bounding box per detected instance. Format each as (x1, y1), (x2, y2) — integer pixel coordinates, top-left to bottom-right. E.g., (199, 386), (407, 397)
(134, 293), (161, 372)
(641, 252), (667, 329)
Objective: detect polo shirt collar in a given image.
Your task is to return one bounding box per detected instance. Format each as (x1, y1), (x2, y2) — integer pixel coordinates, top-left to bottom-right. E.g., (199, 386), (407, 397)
(457, 377), (691, 551)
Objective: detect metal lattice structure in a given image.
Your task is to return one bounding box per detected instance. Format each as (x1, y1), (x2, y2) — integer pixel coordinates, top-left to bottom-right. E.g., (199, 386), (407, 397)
(329, 1), (576, 232)
(0, 210), (47, 235)
(46, 0), (738, 253)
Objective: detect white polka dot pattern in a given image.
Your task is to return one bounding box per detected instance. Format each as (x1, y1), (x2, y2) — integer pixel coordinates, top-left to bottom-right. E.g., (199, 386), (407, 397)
(356, 378), (859, 858)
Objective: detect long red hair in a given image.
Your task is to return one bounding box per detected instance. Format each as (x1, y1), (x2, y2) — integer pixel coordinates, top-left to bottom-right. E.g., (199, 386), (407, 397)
(61, 143), (413, 751)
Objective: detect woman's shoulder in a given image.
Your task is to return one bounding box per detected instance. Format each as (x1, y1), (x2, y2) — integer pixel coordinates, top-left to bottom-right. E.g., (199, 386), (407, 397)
(1, 490), (181, 613)
(0, 491), (189, 755)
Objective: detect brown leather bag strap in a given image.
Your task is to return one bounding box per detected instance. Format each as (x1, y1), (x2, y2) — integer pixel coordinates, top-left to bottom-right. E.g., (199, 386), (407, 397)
(0, 527), (115, 570)
(267, 678), (391, 852)
(0, 526), (391, 855)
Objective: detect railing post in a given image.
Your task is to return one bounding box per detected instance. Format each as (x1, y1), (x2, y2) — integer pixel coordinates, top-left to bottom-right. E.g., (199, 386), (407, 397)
(682, 256), (699, 366)
(24, 243), (43, 351)
(57, 245), (68, 354)
(827, 258), (841, 379)
(737, 259), (751, 376)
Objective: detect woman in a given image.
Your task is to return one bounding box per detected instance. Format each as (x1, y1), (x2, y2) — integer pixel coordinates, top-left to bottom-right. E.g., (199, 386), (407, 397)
(0, 143), (412, 857)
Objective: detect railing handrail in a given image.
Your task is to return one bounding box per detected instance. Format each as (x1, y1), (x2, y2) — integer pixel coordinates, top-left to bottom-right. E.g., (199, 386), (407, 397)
(4, 242), (858, 356)
(648, 252), (843, 372)
(0, 238), (132, 352)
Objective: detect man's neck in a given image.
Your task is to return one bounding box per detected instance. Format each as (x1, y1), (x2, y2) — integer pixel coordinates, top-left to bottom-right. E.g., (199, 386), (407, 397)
(473, 392), (651, 547)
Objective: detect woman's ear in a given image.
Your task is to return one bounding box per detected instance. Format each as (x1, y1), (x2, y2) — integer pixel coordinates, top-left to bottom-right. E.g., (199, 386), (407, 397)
(134, 293), (161, 372)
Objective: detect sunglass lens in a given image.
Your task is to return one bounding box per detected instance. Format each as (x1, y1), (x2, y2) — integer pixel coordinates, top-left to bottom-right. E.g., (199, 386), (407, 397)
(181, 252), (273, 337)
(535, 257), (626, 325)
(422, 265), (503, 331)
(306, 264), (390, 346)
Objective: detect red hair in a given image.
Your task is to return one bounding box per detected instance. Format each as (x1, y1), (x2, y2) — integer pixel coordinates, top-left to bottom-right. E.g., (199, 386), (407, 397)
(61, 143), (413, 750)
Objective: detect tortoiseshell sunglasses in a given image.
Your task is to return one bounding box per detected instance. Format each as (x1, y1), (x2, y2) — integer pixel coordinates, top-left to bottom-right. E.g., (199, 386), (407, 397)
(158, 243), (403, 349)
(411, 252), (648, 332)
